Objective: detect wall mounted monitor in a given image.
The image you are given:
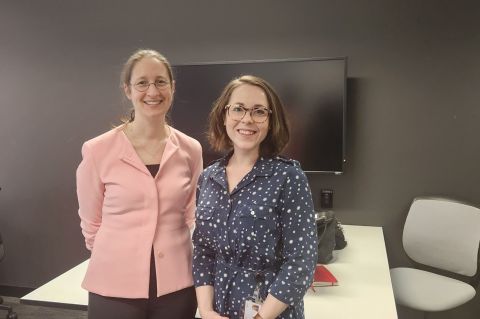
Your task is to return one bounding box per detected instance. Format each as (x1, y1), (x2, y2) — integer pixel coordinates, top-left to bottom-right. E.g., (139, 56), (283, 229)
(171, 57), (347, 173)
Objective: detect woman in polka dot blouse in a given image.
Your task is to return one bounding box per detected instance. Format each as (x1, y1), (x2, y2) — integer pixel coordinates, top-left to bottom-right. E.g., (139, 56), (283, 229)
(193, 75), (318, 319)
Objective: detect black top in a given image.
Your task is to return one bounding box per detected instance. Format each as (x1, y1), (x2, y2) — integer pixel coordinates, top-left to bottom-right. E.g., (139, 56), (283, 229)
(145, 164), (160, 177)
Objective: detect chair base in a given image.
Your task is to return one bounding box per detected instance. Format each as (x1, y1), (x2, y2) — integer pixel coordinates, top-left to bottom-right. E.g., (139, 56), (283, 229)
(0, 298), (18, 319)
(0, 309), (18, 319)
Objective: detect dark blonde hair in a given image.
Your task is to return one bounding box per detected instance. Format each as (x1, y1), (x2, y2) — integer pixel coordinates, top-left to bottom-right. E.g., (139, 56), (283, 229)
(208, 75), (290, 157)
(120, 49), (174, 122)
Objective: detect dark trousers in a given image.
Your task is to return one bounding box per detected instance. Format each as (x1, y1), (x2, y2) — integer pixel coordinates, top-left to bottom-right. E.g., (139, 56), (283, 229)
(88, 250), (197, 319)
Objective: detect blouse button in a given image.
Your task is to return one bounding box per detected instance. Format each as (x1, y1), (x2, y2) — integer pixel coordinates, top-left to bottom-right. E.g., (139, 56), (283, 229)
(157, 252), (165, 258)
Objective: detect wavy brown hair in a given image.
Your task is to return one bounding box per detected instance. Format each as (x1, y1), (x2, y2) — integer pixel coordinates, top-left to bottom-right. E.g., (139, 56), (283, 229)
(208, 75), (290, 157)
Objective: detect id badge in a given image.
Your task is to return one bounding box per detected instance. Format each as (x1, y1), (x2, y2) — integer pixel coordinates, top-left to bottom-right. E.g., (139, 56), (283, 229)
(243, 299), (262, 319)
(244, 272), (264, 319)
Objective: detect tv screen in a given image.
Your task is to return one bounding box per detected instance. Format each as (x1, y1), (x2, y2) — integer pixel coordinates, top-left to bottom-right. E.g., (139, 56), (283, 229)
(171, 57), (347, 173)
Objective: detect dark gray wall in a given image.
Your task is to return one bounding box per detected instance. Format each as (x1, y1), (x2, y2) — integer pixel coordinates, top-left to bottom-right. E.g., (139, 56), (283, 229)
(1, 1), (479, 318)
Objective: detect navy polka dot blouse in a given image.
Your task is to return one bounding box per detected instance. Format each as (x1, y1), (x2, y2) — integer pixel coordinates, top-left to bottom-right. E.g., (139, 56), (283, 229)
(192, 155), (318, 319)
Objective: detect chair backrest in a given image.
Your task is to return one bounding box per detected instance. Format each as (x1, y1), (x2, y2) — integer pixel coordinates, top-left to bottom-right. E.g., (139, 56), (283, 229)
(403, 197), (480, 276)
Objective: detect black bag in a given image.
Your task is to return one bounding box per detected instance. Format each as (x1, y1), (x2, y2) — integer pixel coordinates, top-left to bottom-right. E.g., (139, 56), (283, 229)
(315, 211), (347, 264)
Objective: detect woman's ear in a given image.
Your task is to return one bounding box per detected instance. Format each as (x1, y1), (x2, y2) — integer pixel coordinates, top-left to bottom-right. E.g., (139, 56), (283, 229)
(123, 84), (132, 100)
(171, 80), (176, 95)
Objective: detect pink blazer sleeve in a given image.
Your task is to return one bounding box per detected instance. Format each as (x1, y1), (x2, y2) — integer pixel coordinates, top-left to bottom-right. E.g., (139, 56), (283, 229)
(185, 142), (203, 229)
(76, 142), (104, 250)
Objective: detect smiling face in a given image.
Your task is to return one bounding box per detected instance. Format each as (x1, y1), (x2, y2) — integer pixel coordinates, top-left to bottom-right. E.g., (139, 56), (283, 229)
(124, 56), (174, 121)
(224, 84), (270, 157)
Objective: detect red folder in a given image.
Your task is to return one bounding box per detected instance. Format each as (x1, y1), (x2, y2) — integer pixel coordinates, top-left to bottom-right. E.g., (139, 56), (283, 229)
(312, 264), (338, 287)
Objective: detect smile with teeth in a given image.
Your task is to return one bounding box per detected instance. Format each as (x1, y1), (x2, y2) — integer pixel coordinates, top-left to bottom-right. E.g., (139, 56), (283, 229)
(144, 100), (163, 105)
(237, 129), (256, 135)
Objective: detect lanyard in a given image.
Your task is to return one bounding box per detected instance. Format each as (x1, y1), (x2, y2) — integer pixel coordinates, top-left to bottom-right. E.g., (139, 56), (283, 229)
(252, 273), (265, 303)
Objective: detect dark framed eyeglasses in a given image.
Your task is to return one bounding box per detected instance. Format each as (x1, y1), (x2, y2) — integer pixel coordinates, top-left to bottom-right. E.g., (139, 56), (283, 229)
(225, 104), (272, 123)
(131, 79), (171, 92)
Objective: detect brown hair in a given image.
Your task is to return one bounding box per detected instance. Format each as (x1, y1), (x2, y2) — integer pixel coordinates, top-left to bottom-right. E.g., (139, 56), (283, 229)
(120, 49), (174, 122)
(208, 75), (290, 157)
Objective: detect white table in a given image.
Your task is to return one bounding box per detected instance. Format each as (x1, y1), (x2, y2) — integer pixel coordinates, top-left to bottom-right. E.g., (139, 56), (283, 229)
(304, 225), (398, 319)
(21, 259), (89, 310)
(21, 225), (398, 318)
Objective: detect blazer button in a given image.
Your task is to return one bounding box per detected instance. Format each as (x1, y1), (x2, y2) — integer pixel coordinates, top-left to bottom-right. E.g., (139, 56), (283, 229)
(157, 252), (164, 258)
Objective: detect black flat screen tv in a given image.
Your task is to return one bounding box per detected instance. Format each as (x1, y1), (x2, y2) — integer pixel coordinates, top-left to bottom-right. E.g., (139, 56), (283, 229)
(170, 57), (347, 173)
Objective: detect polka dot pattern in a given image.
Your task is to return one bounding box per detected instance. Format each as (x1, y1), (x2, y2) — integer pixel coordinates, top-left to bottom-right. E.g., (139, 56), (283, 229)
(193, 156), (318, 319)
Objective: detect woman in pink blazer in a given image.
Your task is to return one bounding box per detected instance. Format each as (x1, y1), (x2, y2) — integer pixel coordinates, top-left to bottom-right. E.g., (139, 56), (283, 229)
(76, 49), (202, 319)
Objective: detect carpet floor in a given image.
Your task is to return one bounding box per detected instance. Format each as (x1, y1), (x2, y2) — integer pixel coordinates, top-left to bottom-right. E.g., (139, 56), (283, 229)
(1, 296), (87, 319)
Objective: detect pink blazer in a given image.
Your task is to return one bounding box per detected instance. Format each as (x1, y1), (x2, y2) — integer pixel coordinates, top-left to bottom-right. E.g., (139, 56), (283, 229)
(76, 126), (202, 298)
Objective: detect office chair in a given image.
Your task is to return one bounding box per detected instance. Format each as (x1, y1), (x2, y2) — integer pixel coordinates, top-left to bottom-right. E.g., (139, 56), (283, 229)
(390, 197), (480, 316)
(0, 233), (18, 319)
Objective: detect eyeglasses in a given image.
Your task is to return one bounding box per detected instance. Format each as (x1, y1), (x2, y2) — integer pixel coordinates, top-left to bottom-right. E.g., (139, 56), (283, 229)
(225, 104), (272, 123)
(131, 79), (171, 92)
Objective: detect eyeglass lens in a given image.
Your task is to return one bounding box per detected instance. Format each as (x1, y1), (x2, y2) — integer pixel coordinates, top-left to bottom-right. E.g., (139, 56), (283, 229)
(133, 80), (170, 92)
(228, 105), (270, 123)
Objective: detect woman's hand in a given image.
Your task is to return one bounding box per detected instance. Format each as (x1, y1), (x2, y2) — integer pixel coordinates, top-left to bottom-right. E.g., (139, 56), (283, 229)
(201, 309), (229, 319)
(196, 286), (228, 319)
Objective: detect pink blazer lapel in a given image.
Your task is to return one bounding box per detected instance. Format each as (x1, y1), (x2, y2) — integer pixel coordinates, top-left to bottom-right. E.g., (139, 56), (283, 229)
(118, 130), (151, 176)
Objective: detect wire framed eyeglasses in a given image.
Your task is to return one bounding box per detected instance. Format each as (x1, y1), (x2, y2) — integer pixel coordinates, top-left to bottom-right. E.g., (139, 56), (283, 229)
(225, 104), (272, 123)
(131, 79), (171, 92)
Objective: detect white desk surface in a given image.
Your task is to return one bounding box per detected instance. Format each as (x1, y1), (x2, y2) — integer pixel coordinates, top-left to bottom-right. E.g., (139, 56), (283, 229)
(21, 259), (89, 310)
(21, 225), (398, 318)
(304, 225), (398, 319)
